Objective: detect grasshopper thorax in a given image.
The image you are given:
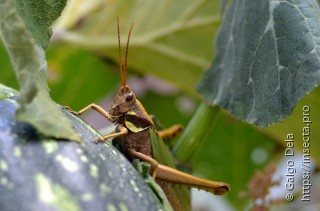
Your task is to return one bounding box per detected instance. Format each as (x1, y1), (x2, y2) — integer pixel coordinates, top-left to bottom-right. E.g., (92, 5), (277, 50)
(109, 85), (136, 118)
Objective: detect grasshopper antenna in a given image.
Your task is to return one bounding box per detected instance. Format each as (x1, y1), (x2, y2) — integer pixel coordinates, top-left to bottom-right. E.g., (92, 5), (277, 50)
(124, 22), (134, 91)
(117, 17), (124, 89)
(117, 17), (134, 92)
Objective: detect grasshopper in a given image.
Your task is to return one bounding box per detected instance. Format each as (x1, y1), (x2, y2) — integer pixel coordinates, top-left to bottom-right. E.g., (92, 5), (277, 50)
(67, 18), (230, 210)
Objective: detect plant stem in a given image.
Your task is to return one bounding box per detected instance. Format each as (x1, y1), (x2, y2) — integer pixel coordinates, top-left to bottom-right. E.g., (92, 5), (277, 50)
(173, 102), (219, 163)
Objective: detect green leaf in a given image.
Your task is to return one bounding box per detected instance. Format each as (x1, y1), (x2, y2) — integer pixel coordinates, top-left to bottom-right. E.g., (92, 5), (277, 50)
(15, 0), (67, 49)
(53, 0), (221, 95)
(0, 0), (80, 141)
(197, 0), (320, 127)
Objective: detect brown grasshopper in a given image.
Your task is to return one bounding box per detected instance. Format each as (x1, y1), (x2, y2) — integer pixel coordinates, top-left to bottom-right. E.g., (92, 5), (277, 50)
(67, 17), (230, 210)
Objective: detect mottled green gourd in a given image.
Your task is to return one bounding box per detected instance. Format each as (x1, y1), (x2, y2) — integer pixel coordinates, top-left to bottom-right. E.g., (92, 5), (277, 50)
(0, 85), (165, 211)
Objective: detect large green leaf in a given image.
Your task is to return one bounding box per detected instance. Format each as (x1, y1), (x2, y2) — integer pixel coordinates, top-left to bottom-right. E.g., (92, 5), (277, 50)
(53, 0), (221, 95)
(0, 0), (80, 141)
(197, 0), (320, 127)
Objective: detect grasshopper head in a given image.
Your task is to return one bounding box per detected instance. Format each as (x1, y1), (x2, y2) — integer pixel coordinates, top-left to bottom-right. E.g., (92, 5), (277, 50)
(109, 86), (136, 116)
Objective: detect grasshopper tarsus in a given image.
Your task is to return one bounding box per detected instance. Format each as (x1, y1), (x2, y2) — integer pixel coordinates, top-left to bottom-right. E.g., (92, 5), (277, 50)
(92, 138), (104, 144)
(217, 185), (230, 195)
(205, 183), (230, 195)
(63, 106), (80, 116)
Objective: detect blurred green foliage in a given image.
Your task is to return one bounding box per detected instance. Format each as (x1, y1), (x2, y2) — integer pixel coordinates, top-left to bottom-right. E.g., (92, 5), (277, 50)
(0, 43), (18, 89)
(46, 45), (120, 109)
(54, 0), (221, 95)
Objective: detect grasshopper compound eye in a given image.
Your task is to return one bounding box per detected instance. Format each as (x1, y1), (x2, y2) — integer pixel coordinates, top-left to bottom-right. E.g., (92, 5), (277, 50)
(120, 86), (136, 105)
(123, 91), (136, 107)
(126, 93), (134, 102)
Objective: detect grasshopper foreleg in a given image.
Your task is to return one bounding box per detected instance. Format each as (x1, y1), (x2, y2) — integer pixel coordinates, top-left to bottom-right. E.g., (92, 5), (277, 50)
(63, 106), (79, 115)
(94, 125), (128, 143)
(64, 103), (120, 122)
